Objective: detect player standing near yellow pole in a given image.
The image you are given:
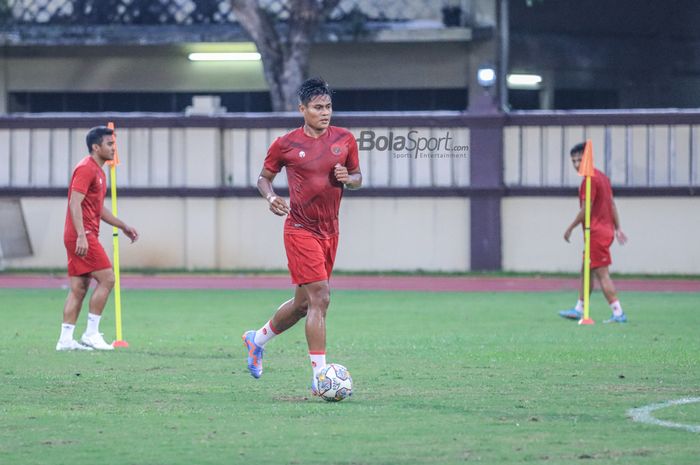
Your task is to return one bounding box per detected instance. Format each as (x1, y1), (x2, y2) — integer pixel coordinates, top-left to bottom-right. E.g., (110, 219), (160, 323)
(559, 141), (629, 325)
(56, 125), (138, 351)
(107, 122), (129, 347)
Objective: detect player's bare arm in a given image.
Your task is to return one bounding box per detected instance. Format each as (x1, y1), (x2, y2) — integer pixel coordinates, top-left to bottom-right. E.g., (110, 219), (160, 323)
(258, 168), (290, 216)
(69, 191), (89, 256)
(611, 200), (628, 245)
(334, 164), (362, 189)
(564, 206), (585, 242)
(100, 206), (139, 242)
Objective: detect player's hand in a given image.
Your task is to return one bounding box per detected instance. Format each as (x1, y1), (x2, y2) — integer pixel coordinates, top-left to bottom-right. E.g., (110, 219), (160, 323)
(75, 234), (88, 256)
(563, 228), (573, 243)
(123, 225), (139, 243)
(266, 194), (290, 216)
(334, 163), (349, 184)
(616, 229), (628, 245)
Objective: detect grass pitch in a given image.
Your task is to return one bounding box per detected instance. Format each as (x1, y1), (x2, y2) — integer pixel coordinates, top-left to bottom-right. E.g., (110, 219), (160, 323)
(1, 288), (699, 464)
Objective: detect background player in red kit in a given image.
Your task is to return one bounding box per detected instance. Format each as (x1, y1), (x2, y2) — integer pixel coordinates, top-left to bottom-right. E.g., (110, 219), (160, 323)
(242, 78), (362, 393)
(559, 142), (629, 323)
(57, 126), (139, 351)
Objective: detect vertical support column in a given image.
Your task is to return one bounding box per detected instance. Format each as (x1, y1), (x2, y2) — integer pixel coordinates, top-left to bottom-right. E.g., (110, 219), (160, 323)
(0, 52), (8, 114)
(469, 116), (504, 271)
(467, 0), (500, 110)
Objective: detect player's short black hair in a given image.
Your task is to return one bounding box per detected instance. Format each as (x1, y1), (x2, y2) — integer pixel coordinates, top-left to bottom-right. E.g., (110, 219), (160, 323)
(298, 77), (332, 106)
(86, 126), (114, 152)
(570, 142), (586, 156)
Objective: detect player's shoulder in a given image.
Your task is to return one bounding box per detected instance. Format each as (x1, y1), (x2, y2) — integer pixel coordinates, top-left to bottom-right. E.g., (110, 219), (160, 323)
(75, 155), (91, 167)
(74, 156), (99, 173)
(594, 168), (611, 185)
(281, 127), (305, 141)
(272, 127), (304, 149)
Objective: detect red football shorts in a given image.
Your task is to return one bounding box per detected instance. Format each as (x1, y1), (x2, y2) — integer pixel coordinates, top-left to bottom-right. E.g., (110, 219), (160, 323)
(586, 231), (614, 269)
(64, 233), (112, 276)
(284, 229), (339, 285)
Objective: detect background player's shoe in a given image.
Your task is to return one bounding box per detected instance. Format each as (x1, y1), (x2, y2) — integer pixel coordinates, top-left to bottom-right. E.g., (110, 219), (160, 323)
(558, 308), (583, 320)
(242, 330), (264, 378)
(81, 332), (115, 350)
(56, 339), (93, 351)
(604, 313), (628, 323)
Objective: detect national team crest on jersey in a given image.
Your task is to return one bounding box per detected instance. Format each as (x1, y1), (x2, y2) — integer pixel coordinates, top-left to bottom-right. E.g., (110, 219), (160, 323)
(299, 151), (306, 158)
(331, 144), (343, 156)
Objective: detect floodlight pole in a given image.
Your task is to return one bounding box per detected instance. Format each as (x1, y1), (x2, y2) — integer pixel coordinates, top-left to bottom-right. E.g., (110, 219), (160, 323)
(499, 0), (509, 112)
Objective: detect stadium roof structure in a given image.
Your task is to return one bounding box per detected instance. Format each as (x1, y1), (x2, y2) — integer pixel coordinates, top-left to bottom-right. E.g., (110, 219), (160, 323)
(0, 0), (493, 46)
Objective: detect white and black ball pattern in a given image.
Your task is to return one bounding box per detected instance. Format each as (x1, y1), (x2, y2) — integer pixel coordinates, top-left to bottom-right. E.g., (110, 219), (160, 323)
(316, 363), (353, 402)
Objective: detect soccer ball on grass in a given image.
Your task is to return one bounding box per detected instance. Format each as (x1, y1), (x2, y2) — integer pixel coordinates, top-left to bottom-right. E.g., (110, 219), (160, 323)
(316, 363), (353, 402)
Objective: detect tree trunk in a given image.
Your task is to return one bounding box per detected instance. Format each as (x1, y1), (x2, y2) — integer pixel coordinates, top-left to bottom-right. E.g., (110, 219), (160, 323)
(230, 0), (341, 112)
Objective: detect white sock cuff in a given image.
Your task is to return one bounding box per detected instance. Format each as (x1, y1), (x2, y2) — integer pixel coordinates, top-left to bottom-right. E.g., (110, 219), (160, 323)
(309, 352), (326, 375)
(610, 300), (623, 315)
(85, 313), (101, 335)
(254, 320), (280, 347)
(59, 323), (76, 342)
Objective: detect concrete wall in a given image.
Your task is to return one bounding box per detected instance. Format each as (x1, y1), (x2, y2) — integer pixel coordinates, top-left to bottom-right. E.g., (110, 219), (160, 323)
(5, 197), (471, 272)
(502, 197), (700, 274)
(7, 194), (699, 274)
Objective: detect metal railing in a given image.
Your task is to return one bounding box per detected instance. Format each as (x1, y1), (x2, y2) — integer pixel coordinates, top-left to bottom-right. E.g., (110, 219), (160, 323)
(2, 110), (699, 192)
(0, 114), (471, 189)
(504, 111), (700, 188)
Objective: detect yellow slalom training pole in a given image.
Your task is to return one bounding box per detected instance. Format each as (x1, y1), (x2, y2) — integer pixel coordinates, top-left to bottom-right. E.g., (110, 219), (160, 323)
(107, 122), (129, 347)
(578, 140), (595, 326)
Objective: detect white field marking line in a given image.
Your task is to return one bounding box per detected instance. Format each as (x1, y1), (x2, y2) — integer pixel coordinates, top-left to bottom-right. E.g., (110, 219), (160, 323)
(627, 397), (700, 433)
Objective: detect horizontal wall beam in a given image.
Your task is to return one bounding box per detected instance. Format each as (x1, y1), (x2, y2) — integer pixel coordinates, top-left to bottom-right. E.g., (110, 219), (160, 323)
(1, 186), (697, 198)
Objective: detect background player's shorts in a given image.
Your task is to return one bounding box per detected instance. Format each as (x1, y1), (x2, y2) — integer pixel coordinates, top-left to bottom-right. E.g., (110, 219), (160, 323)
(588, 231), (614, 269)
(64, 233), (112, 276)
(284, 229), (338, 285)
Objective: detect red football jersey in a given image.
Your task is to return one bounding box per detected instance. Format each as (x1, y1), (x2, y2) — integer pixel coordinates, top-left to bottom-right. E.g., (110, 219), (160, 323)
(64, 156), (106, 240)
(579, 168), (615, 235)
(264, 126), (359, 238)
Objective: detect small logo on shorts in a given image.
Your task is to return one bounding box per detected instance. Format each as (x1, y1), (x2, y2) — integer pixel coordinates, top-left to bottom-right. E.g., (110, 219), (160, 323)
(299, 151), (306, 158)
(262, 328), (267, 335)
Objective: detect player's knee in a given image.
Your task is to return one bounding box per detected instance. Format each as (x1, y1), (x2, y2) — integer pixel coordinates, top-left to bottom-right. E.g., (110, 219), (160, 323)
(299, 302), (309, 316)
(71, 283), (88, 299)
(310, 291), (330, 310)
(293, 300), (309, 317)
(98, 272), (116, 290)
